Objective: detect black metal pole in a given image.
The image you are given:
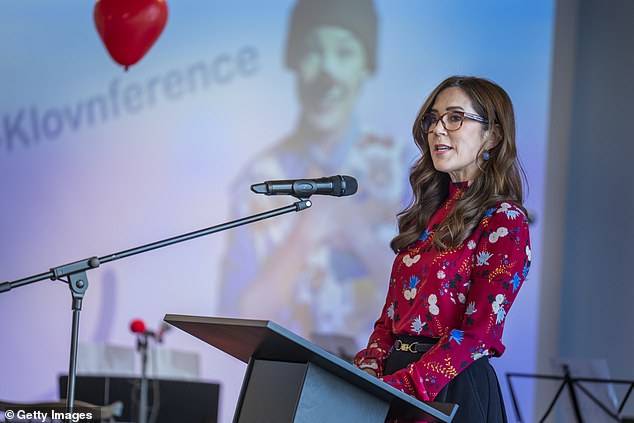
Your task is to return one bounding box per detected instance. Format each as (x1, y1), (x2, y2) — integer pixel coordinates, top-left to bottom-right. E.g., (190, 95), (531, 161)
(98, 199), (312, 266)
(619, 383), (634, 415)
(574, 382), (621, 421)
(505, 372), (524, 422)
(0, 199), (311, 294)
(65, 272), (88, 415)
(138, 335), (149, 423)
(539, 380), (567, 423)
(563, 365), (584, 423)
(0, 198), (312, 414)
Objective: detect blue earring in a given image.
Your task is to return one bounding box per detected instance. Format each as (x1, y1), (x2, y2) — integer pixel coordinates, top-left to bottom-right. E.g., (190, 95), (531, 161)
(483, 151), (490, 161)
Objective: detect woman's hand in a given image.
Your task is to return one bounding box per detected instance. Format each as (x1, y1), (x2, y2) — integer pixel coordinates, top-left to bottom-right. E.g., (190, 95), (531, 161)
(361, 368), (378, 377)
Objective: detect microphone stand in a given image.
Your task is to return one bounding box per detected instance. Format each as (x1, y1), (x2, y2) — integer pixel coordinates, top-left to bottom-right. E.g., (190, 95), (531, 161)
(0, 198), (312, 415)
(137, 333), (150, 423)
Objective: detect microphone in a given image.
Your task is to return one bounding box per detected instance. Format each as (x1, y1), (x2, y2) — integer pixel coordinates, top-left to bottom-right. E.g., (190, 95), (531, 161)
(251, 175), (358, 198)
(130, 318), (157, 338)
(130, 319), (170, 343)
(156, 321), (171, 343)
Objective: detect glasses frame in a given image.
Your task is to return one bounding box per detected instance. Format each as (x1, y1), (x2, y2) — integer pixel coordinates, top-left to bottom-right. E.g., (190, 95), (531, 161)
(420, 110), (489, 133)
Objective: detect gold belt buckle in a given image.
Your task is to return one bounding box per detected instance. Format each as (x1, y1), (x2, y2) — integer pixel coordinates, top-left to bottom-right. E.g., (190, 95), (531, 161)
(395, 340), (420, 353)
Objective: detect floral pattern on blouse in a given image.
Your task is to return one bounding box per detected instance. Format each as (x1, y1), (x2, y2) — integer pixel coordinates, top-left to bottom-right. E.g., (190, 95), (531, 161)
(354, 182), (531, 402)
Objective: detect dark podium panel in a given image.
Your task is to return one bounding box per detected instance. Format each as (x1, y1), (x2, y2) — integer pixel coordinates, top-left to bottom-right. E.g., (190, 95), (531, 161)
(59, 375), (219, 423)
(164, 314), (458, 423)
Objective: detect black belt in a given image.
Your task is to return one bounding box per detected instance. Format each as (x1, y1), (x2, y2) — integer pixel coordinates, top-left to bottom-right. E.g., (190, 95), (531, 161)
(393, 335), (438, 354)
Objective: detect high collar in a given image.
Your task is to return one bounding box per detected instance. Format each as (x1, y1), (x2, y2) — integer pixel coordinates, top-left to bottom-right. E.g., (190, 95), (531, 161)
(449, 181), (469, 197)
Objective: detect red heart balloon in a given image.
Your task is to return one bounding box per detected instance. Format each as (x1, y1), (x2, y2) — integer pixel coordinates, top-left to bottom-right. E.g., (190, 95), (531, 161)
(94, 0), (168, 70)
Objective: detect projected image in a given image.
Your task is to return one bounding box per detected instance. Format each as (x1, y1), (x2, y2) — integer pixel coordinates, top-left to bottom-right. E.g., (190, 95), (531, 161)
(0, 0), (554, 421)
(218, 0), (408, 345)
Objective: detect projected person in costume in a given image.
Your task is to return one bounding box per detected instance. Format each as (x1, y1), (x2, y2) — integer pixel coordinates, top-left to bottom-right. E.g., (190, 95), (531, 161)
(219, 0), (407, 347)
(354, 76), (531, 422)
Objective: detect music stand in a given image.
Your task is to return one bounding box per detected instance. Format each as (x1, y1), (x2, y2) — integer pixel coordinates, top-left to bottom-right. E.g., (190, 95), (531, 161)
(507, 364), (634, 422)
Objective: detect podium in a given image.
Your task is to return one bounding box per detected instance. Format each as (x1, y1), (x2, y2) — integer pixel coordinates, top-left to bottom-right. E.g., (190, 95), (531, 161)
(164, 314), (457, 423)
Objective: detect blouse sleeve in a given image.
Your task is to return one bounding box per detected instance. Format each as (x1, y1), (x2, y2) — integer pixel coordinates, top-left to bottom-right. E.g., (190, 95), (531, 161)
(354, 280), (396, 377)
(380, 202), (531, 401)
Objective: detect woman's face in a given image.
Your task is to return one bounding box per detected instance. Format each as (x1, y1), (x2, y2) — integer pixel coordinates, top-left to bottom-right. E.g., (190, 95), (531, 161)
(426, 87), (493, 182)
(295, 26), (369, 135)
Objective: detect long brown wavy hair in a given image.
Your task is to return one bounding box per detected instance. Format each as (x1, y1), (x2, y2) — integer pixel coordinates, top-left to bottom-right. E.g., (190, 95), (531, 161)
(390, 76), (527, 253)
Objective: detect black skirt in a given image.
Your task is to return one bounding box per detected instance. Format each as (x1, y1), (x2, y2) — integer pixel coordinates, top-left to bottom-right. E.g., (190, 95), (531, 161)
(383, 335), (507, 423)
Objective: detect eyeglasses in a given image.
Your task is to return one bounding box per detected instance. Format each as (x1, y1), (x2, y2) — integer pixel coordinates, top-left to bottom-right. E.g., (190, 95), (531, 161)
(420, 111), (488, 133)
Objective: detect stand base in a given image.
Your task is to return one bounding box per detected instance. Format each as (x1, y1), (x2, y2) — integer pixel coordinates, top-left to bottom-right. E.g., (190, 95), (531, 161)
(235, 359), (389, 423)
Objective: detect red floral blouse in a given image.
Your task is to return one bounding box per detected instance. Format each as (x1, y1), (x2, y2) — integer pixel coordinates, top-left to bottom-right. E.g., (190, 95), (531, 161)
(354, 182), (531, 402)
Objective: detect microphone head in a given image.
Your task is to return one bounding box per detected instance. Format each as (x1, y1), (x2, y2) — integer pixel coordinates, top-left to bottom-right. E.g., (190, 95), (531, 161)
(250, 183), (267, 194)
(335, 175), (358, 197)
(130, 319), (146, 334)
(157, 321), (172, 342)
